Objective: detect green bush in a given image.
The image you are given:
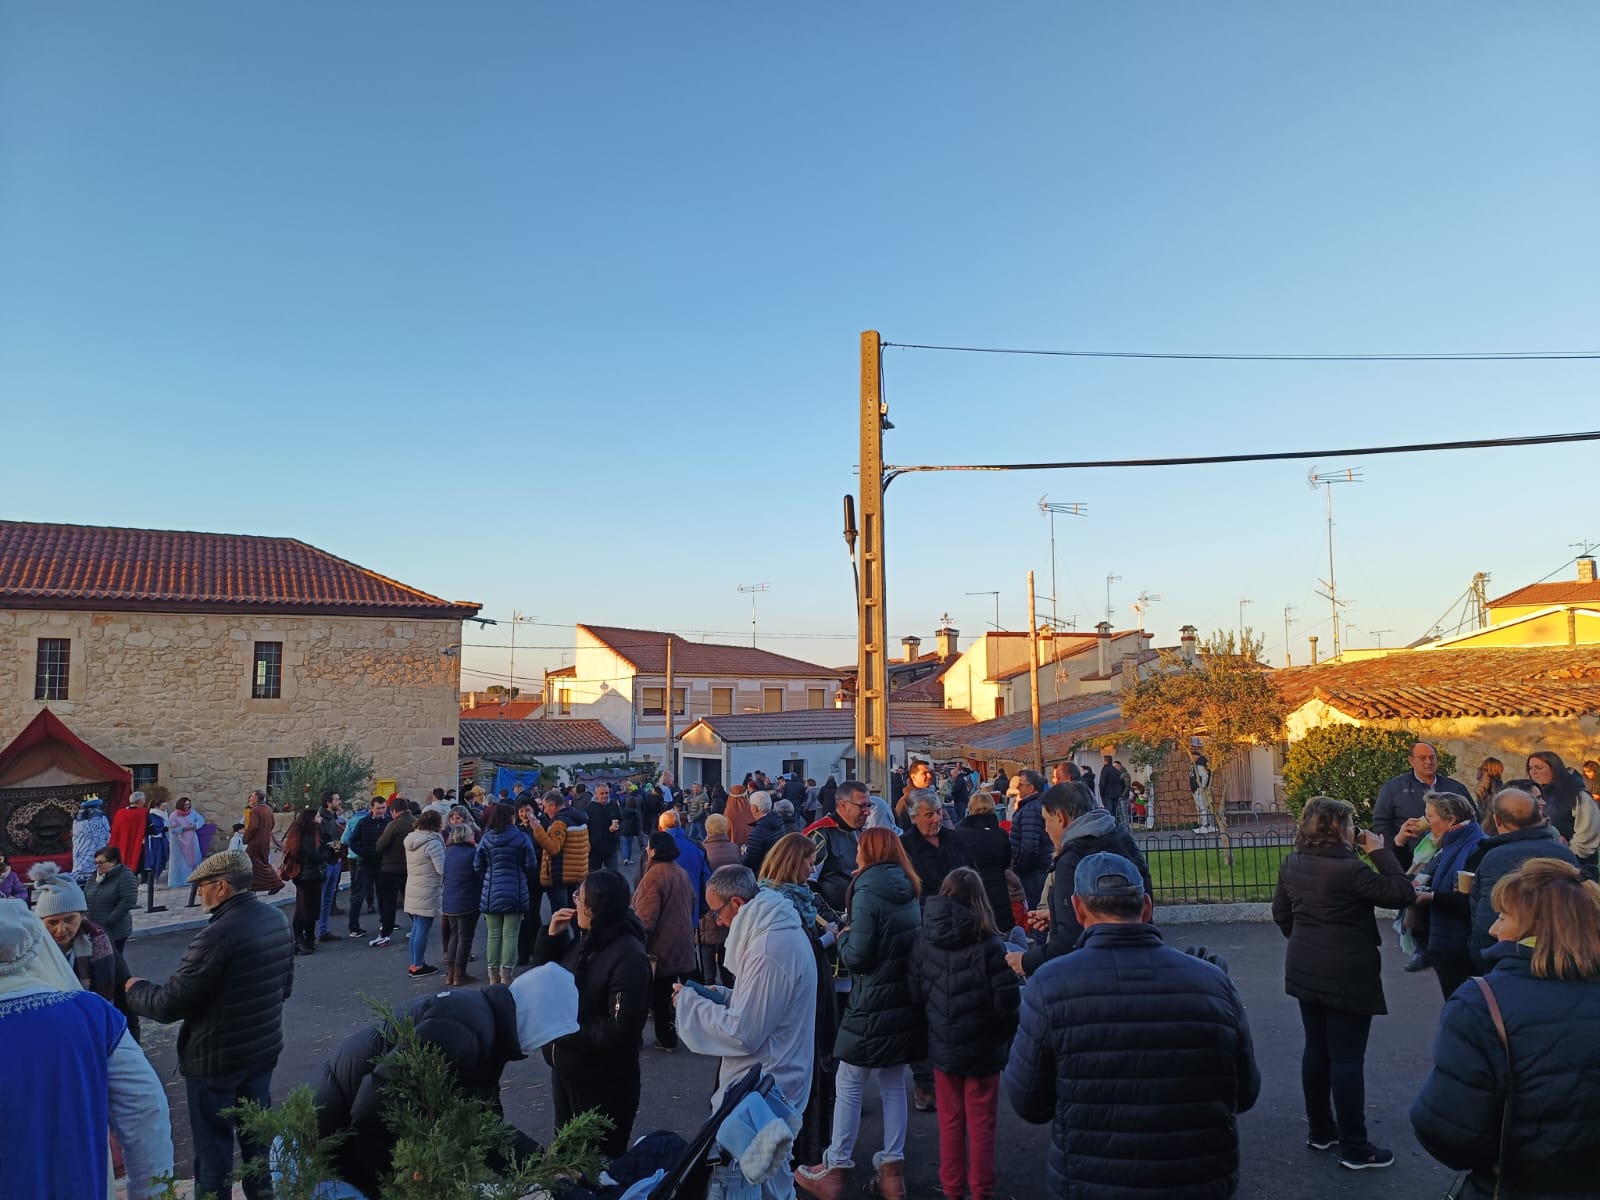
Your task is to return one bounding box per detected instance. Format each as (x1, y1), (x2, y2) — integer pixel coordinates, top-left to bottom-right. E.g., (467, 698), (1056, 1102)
(1283, 726), (1457, 827)
(274, 741), (376, 810)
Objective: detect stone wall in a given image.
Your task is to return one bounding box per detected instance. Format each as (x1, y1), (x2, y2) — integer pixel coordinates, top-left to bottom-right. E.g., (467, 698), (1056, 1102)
(2, 608), (462, 810)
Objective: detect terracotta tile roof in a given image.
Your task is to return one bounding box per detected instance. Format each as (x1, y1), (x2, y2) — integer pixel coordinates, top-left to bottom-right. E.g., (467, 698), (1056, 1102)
(924, 693), (1126, 765)
(579, 624), (840, 678)
(458, 718), (627, 759)
(1273, 647), (1600, 719)
(0, 520), (479, 618)
(459, 697), (543, 720)
(995, 632), (1149, 682)
(892, 673), (946, 704)
(681, 707), (973, 745)
(1488, 581), (1600, 608)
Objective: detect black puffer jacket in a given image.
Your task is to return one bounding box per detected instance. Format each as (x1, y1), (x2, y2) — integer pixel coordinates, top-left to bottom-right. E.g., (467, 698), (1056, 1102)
(900, 825), (975, 905)
(1411, 941), (1600, 1198)
(350, 812), (389, 869)
(1021, 810), (1152, 976)
(315, 985), (536, 1198)
(534, 913), (652, 1072)
(955, 812), (1015, 932)
(1005, 923), (1260, 1200)
(84, 863), (140, 945)
(1467, 825), (1577, 968)
(377, 810), (414, 874)
(834, 863), (925, 1068)
(1271, 843), (1414, 1015)
(908, 895), (1019, 1076)
(125, 890), (295, 1077)
(741, 811), (788, 875)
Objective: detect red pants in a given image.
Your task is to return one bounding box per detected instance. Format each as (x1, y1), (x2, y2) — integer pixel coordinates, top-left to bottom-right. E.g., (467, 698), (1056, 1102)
(934, 1069), (1000, 1200)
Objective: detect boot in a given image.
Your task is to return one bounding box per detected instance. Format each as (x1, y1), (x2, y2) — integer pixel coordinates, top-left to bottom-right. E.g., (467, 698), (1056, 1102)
(793, 1163), (849, 1200)
(868, 1156), (906, 1200)
(456, 967), (476, 985)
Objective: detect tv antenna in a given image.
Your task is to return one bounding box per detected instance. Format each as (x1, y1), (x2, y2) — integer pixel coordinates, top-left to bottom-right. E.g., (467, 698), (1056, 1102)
(965, 590), (1002, 631)
(736, 583), (770, 647)
(1104, 573), (1121, 625)
(1308, 466), (1364, 656)
(1131, 590), (1161, 631)
(1038, 497), (1087, 630)
(1370, 628), (1392, 648)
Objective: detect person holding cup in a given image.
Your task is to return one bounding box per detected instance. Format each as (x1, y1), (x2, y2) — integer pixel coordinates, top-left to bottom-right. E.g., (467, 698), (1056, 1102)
(1407, 792), (1486, 1000)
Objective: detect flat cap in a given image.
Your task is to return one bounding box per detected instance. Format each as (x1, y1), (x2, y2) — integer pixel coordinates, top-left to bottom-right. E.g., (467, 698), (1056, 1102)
(190, 849), (252, 887)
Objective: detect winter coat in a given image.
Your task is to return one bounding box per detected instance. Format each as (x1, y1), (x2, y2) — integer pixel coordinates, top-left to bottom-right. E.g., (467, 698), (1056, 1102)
(674, 885), (820, 1111)
(124, 890), (295, 1078)
(908, 895), (1019, 1077)
(376, 809), (414, 875)
(805, 814), (862, 917)
(84, 863), (140, 944)
(441, 842), (484, 915)
(350, 812), (389, 869)
(1009, 796), (1051, 876)
(954, 812), (1015, 933)
(1372, 772), (1472, 868)
(665, 827), (711, 917)
(402, 830), (446, 918)
(282, 824), (333, 887)
(1021, 809), (1153, 976)
(68, 918), (141, 1042)
(1004, 923), (1260, 1200)
(741, 812), (788, 875)
(0, 868), (25, 901)
(534, 912), (652, 1075)
(585, 799), (623, 868)
(533, 806), (589, 887)
(702, 832), (741, 871)
(620, 799), (642, 839)
(1468, 825), (1577, 968)
(631, 860), (698, 977)
(315, 985), (536, 1198)
(1424, 820), (1487, 961)
(1411, 940), (1600, 1198)
(900, 824), (975, 904)
(475, 826), (535, 914)
(1272, 843), (1414, 1015)
(1098, 763), (1126, 811)
(725, 790), (755, 847)
(834, 863), (925, 1068)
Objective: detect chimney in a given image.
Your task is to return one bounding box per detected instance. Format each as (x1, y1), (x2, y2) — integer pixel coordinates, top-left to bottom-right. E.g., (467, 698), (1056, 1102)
(1119, 651), (1139, 686)
(901, 635), (922, 663)
(1309, 635), (1319, 666)
(466, 691), (477, 710)
(1179, 624), (1197, 666)
(1096, 620), (1112, 677)
(935, 623), (959, 661)
(1579, 557), (1597, 583)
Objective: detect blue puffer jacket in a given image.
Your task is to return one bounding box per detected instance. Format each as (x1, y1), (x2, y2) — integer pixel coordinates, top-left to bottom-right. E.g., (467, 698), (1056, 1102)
(474, 827), (534, 914)
(1411, 941), (1600, 1198)
(1467, 825), (1577, 968)
(1426, 821), (1486, 960)
(1009, 797), (1051, 876)
(441, 842), (484, 916)
(1003, 923), (1260, 1200)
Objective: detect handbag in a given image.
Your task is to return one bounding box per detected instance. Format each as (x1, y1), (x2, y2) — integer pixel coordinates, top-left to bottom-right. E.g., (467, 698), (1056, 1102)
(1446, 976), (1513, 1200)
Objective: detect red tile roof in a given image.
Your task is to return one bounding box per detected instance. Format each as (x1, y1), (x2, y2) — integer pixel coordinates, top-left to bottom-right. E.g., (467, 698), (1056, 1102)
(1273, 647), (1600, 720)
(459, 697), (543, 720)
(892, 673), (946, 704)
(682, 707), (973, 745)
(1488, 581), (1600, 608)
(579, 624), (840, 678)
(459, 718), (627, 758)
(0, 521), (479, 618)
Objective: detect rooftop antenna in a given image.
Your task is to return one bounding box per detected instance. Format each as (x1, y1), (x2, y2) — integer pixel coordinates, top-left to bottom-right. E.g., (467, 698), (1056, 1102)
(1131, 590), (1161, 633)
(1282, 604), (1296, 666)
(1104, 573), (1121, 625)
(1308, 466), (1364, 657)
(736, 583), (770, 647)
(1370, 628), (1392, 648)
(965, 590), (1002, 631)
(1038, 497), (1088, 630)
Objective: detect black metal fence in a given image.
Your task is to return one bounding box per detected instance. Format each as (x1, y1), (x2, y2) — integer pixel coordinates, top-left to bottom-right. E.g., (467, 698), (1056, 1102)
(1138, 830), (1296, 904)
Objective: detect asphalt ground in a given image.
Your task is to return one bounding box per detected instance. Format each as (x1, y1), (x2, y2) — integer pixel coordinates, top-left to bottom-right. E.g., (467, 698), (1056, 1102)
(126, 915), (1457, 1199)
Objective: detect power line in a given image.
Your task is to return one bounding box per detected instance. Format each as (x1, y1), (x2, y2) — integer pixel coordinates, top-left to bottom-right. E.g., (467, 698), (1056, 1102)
(884, 429), (1600, 480)
(883, 341), (1600, 362)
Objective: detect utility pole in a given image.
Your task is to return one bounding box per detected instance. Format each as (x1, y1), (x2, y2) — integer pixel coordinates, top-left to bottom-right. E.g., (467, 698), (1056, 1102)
(663, 635), (676, 780)
(1308, 466), (1363, 657)
(966, 590), (1001, 631)
(737, 583), (770, 647)
(1028, 570), (1043, 772)
(1238, 597), (1253, 648)
(854, 331), (891, 796)
(1283, 604), (1296, 666)
(1038, 498), (1087, 630)
(1104, 573), (1121, 626)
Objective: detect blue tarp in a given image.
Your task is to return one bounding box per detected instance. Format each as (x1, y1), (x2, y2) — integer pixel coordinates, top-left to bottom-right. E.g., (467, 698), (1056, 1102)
(492, 767), (542, 796)
(964, 702), (1121, 751)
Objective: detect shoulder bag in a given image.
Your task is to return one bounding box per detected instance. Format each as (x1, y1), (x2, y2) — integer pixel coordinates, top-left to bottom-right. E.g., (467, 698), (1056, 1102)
(1446, 976), (1513, 1200)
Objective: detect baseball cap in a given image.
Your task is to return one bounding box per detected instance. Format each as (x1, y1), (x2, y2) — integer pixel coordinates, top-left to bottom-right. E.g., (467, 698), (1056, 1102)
(1073, 851), (1145, 899)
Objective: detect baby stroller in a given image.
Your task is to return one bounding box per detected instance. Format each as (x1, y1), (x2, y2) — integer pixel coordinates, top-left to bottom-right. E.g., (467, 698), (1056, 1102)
(611, 1065), (799, 1200)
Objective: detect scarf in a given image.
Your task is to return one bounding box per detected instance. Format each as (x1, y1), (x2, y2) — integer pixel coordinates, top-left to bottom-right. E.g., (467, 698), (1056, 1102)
(761, 880), (817, 927)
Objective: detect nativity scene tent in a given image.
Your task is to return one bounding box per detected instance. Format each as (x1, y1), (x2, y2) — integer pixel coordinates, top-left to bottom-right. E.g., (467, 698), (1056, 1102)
(0, 708), (131, 872)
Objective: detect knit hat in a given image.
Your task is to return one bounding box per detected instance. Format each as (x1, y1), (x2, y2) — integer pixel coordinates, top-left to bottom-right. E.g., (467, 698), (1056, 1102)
(190, 849), (253, 888)
(508, 963), (579, 1055)
(28, 862), (87, 918)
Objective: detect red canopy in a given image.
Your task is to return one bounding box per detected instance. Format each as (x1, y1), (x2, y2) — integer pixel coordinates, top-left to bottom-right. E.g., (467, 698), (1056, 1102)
(0, 708), (133, 870)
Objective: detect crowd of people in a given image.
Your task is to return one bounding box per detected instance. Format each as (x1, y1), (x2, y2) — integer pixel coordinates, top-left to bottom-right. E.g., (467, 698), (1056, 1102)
(5, 745), (1600, 1199)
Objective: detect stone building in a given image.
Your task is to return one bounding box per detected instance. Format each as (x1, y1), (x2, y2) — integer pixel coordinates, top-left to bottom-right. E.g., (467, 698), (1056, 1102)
(0, 521), (479, 845)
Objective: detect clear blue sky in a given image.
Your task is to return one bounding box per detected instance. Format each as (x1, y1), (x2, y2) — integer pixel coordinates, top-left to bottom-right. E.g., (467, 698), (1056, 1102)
(4, 4), (1597, 690)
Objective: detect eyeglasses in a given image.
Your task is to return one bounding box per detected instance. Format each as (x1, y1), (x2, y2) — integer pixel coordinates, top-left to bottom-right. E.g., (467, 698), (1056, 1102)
(709, 896), (740, 925)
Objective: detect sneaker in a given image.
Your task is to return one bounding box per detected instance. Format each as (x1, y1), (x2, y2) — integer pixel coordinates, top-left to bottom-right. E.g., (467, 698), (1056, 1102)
(408, 964), (439, 977)
(369, 935), (391, 947)
(1403, 951), (1430, 972)
(1338, 1146), (1395, 1170)
(652, 1040), (678, 1053)
(318, 932), (338, 943)
(1306, 1134), (1337, 1151)
(348, 929), (367, 939)
(913, 1087), (936, 1112)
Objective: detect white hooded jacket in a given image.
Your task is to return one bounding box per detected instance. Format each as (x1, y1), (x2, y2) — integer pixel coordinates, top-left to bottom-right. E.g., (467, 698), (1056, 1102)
(675, 886), (818, 1110)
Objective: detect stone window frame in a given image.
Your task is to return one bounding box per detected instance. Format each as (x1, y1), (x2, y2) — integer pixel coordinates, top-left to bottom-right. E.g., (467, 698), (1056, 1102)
(127, 763), (160, 792)
(266, 756), (299, 800)
(252, 641), (284, 700)
(34, 637), (71, 701)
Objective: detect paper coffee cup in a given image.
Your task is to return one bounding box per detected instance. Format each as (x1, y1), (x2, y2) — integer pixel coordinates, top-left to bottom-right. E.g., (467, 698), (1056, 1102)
(1457, 870), (1475, 893)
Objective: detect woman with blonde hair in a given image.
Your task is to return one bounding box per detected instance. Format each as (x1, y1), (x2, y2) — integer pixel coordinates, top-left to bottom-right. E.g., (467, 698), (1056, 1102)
(1412, 858), (1600, 1197)
(796, 827), (924, 1200)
